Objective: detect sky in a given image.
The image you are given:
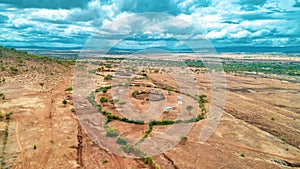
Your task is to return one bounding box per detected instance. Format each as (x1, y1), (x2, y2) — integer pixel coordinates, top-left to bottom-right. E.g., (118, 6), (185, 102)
(0, 0), (300, 51)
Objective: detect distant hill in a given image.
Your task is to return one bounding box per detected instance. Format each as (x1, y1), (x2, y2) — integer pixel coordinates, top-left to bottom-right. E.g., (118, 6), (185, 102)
(2, 45), (300, 56)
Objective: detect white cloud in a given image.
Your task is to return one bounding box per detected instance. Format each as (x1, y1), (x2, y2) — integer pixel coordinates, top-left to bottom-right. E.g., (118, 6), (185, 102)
(1, 0), (300, 48)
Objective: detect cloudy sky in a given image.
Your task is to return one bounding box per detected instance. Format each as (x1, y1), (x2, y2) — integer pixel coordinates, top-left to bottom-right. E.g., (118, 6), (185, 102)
(0, 0), (299, 50)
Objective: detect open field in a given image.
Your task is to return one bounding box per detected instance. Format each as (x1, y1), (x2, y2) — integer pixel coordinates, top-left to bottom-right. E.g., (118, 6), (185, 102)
(0, 47), (299, 168)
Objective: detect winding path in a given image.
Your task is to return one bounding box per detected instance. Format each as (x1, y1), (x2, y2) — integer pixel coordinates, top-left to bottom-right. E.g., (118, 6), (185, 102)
(15, 120), (25, 169)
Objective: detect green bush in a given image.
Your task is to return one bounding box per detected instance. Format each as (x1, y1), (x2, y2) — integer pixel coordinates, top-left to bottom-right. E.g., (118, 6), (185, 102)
(186, 105), (193, 114)
(10, 66), (18, 74)
(100, 96), (109, 104)
(5, 112), (13, 120)
(132, 90), (139, 98)
(62, 99), (67, 106)
(240, 152), (245, 157)
(0, 93), (5, 100)
(65, 87), (73, 92)
(88, 91), (98, 107)
(144, 156), (152, 164)
(95, 86), (111, 93)
(116, 137), (127, 145)
(104, 74), (113, 80)
(122, 144), (134, 153)
(180, 136), (187, 142)
(195, 114), (204, 122)
(106, 127), (119, 138)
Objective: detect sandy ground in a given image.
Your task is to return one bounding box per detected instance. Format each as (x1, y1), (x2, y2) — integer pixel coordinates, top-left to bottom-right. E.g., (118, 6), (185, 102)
(0, 53), (299, 168)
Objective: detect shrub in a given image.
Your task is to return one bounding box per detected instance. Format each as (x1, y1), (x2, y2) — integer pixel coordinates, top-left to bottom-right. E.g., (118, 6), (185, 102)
(0, 66), (6, 71)
(144, 156), (152, 164)
(121, 117), (129, 122)
(102, 88), (108, 93)
(106, 127), (119, 138)
(95, 86), (111, 93)
(119, 101), (126, 106)
(186, 105), (193, 114)
(175, 119), (183, 124)
(134, 120), (144, 124)
(122, 144), (134, 153)
(9, 66), (18, 74)
(0, 93), (5, 100)
(180, 136), (187, 142)
(62, 99), (67, 106)
(113, 98), (119, 103)
(65, 87), (73, 92)
(240, 152), (245, 157)
(39, 82), (44, 88)
(88, 92), (98, 107)
(116, 137), (127, 145)
(102, 159), (108, 164)
(5, 112), (13, 120)
(195, 114), (204, 122)
(33, 144), (37, 150)
(198, 94), (208, 104)
(100, 96), (109, 104)
(281, 137), (287, 142)
(104, 74), (113, 80)
(132, 90), (139, 98)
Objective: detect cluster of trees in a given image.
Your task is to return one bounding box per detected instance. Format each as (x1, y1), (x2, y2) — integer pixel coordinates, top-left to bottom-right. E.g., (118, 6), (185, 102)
(104, 111), (144, 124)
(88, 85), (208, 156)
(198, 94), (208, 114)
(139, 114), (205, 142)
(9, 66), (18, 74)
(88, 88), (207, 144)
(185, 57), (300, 76)
(100, 96), (109, 104)
(150, 119), (175, 126)
(223, 61), (300, 76)
(95, 86), (111, 93)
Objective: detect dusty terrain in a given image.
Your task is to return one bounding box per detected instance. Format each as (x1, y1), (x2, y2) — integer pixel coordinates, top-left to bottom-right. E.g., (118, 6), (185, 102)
(0, 48), (299, 168)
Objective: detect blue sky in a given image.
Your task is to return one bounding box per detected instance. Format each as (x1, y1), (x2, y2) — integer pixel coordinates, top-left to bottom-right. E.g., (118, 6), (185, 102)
(0, 0), (299, 50)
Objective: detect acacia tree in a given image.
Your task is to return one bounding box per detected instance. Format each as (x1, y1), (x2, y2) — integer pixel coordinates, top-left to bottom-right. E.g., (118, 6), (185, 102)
(132, 90), (139, 98)
(62, 99), (67, 107)
(100, 96), (109, 105)
(39, 82), (44, 91)
(186, 105), (193, 114)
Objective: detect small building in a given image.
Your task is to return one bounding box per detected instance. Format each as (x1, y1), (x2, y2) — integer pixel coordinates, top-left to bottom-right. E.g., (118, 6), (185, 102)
(164, 106), (174, 111)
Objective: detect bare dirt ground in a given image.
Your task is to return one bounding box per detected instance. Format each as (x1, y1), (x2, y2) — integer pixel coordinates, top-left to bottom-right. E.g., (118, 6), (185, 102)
(0, 50), (299, 168)
(145, 71), (300, 169)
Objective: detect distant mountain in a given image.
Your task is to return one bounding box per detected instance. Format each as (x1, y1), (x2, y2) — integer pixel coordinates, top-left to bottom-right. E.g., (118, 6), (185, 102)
(3, 45), (300, 55)
(215, 46), (300, 53)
